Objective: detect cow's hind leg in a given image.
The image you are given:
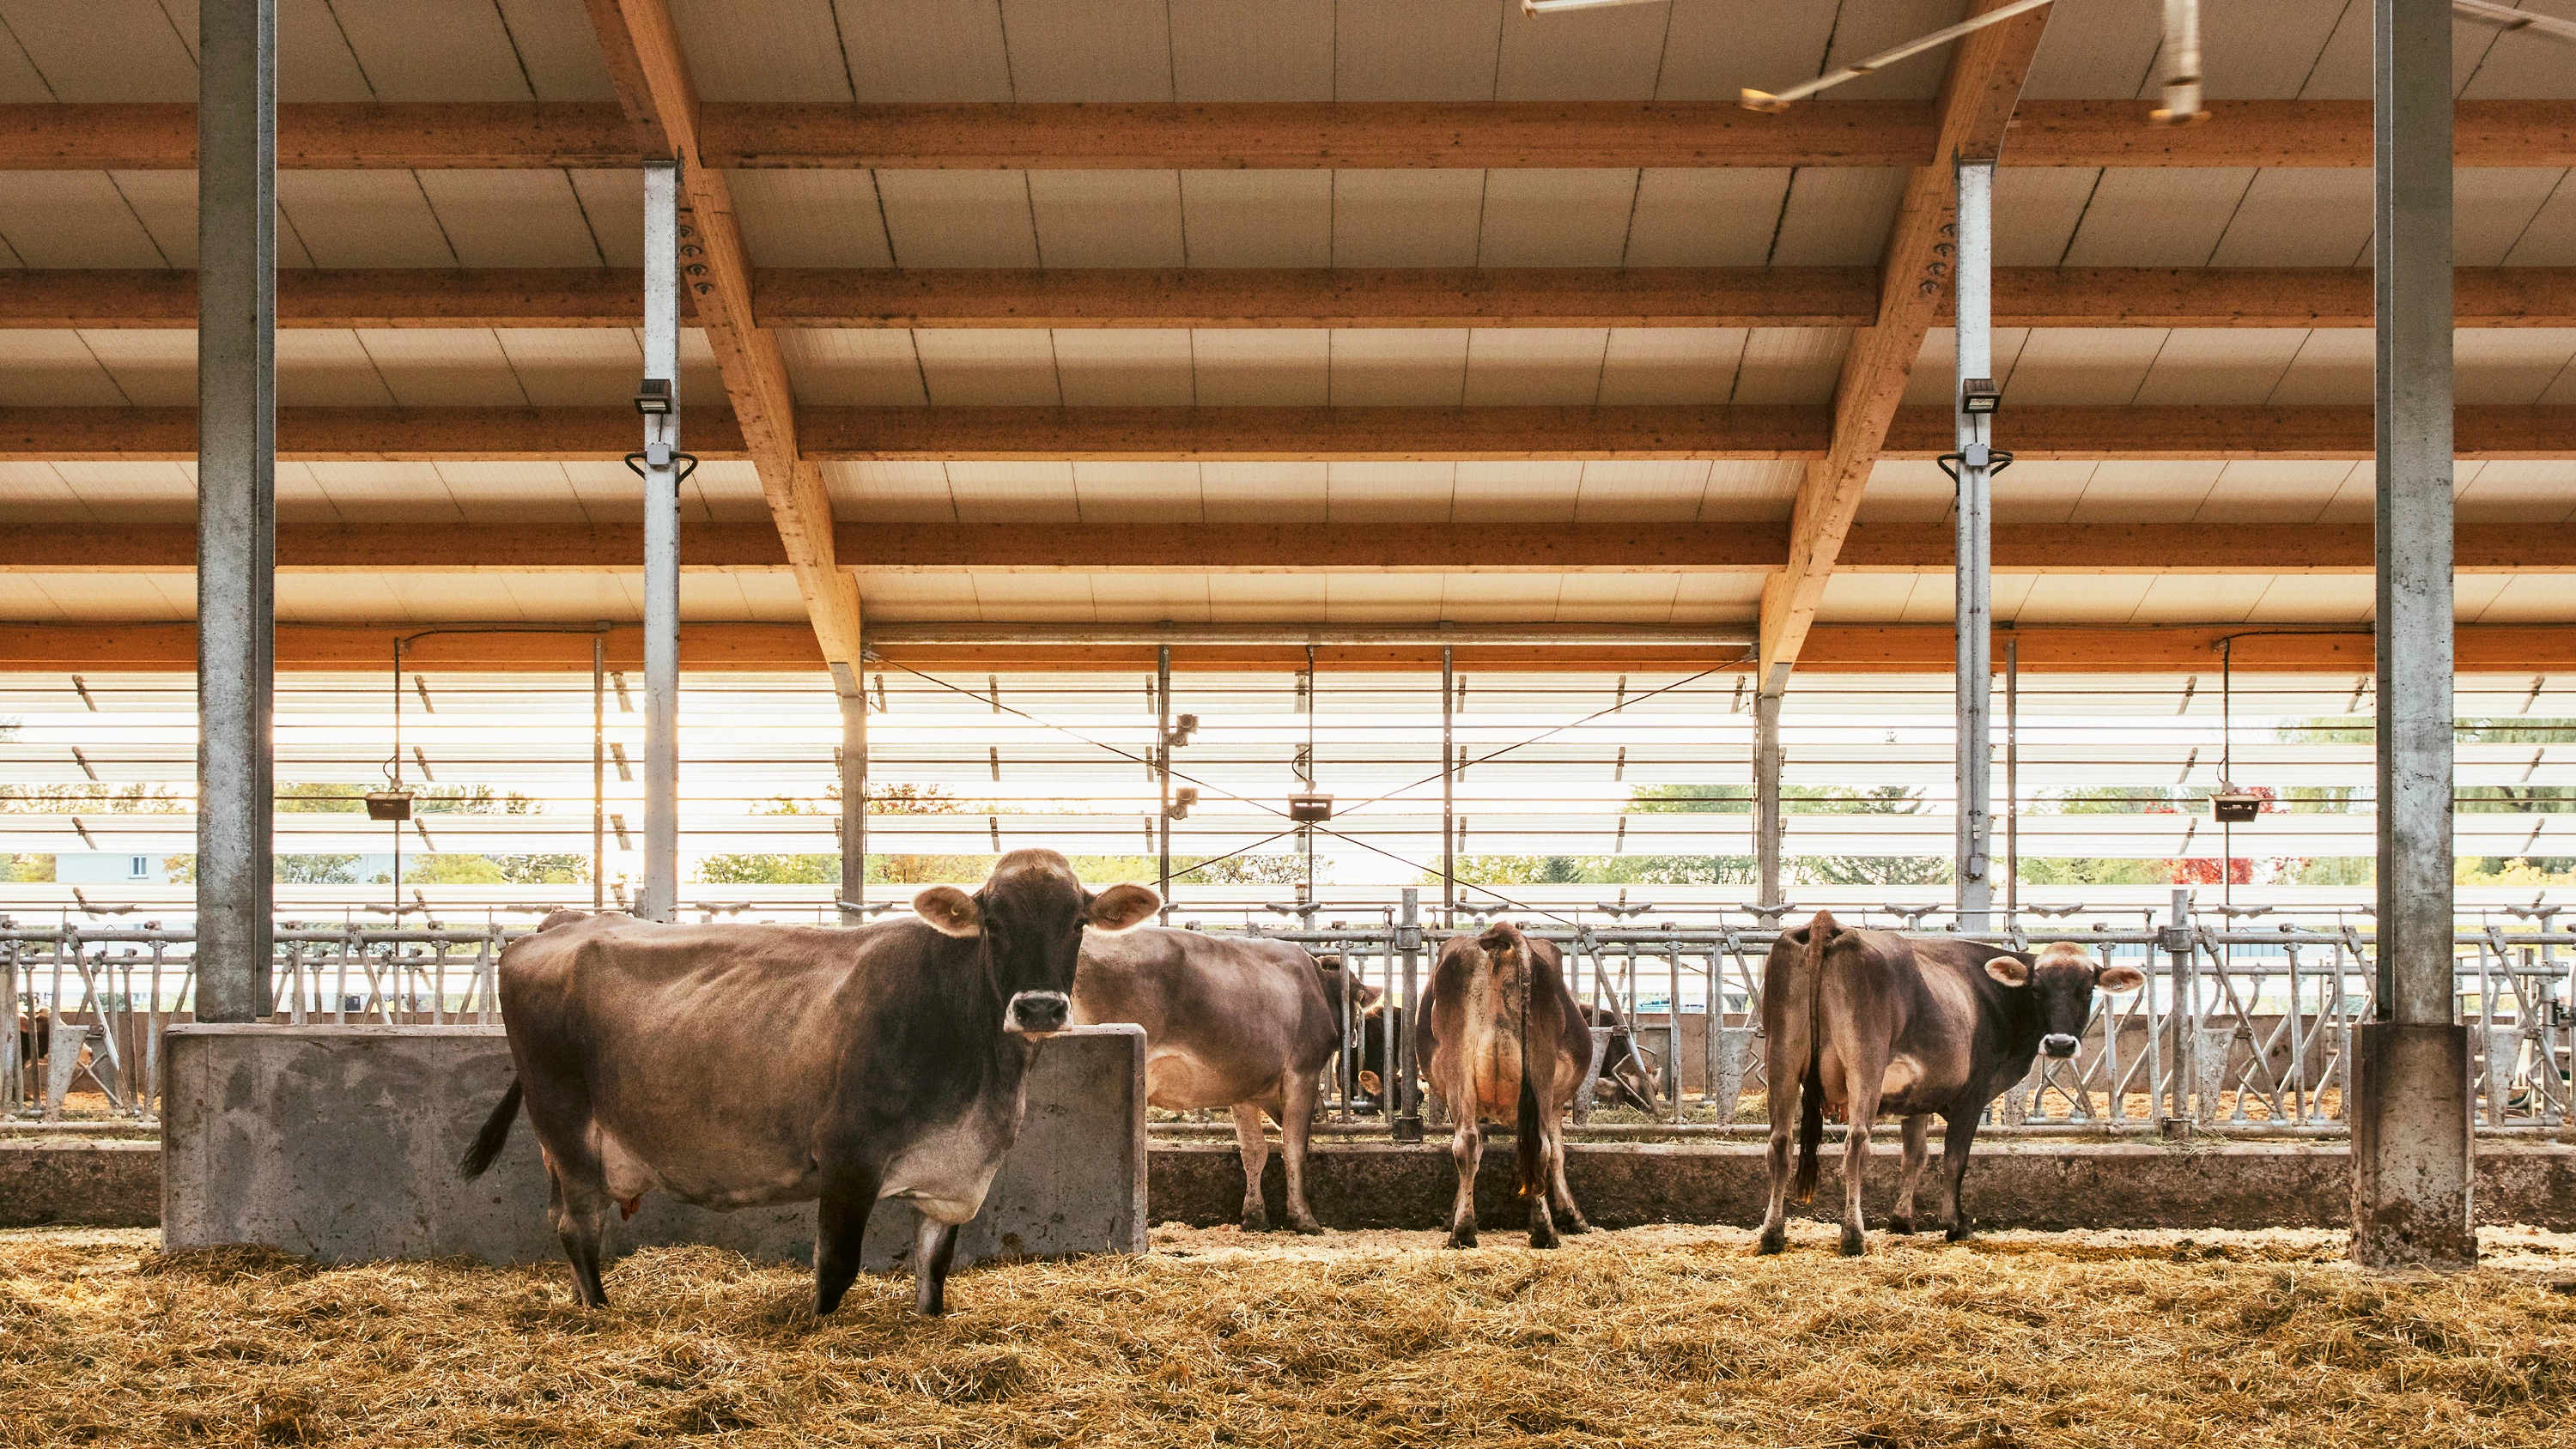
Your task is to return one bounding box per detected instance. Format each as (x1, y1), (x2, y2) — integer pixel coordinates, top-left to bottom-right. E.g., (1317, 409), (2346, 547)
(1275, 1072), (1325, 1234)
(1446, 1115), (1483, 1248)
(1754, 1028), (1807, 1255)
(813, 1174), (880, 1316)
(1229, 1102), (1273, 1231)
(1888, 1113), (1932, 1234)
(1836, 1066), (1887, 1258)
(1545, 1108), (1589, 1235)
(547, 1161), (615, 1307)
(912, 1215), (961, 1317)
(1938, 1111), (1983, 1242)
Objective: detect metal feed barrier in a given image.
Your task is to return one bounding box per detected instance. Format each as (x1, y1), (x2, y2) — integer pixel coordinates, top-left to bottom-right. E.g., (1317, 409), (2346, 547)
(7, 906), (2571, 1136)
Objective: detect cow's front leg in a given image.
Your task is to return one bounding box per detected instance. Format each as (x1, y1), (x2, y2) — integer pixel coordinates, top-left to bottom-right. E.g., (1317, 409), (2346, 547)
(1938, 1111), (1983, 1242)
(1447, 1116), (1483, 1248)
(544, 1153), (616, 1307)
(1277, 1074), (1325, 1235)
(1888, 1113), (1931, 1234)
(1229, 1102), (1273, 1231)
(813, 1173), (880, 1316)
(912, 1214), (961, 1317)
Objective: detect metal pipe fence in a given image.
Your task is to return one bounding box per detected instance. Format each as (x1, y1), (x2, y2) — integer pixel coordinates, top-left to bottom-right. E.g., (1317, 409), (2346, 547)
(8, 909), (2570, 1137)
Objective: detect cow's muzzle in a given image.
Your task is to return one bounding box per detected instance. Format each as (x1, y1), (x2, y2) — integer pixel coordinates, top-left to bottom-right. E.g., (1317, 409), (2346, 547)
(1005, 990), (1071, 1036)
(2041, 1033), (2081, 1058)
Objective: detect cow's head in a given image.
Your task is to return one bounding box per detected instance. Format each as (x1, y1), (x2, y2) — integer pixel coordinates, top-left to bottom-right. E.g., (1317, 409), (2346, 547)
(914, 849), (1158, 1036)
(1984, 943), (2147, 1058)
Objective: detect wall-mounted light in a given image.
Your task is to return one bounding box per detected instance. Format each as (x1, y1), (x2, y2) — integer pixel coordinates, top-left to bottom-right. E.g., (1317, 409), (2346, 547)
(1960, 377), (2002, 415)
(1288, 791), (1334, 823)
(2210, 791), (2262, 824)
(633, 377), (674, 415)
(365, 789), (415, 822)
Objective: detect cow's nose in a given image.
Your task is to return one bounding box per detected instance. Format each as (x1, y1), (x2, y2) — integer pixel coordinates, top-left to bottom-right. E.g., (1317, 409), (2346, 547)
(1005, 990), (1070, 1035)
(2042, 1034), (2080, 1058)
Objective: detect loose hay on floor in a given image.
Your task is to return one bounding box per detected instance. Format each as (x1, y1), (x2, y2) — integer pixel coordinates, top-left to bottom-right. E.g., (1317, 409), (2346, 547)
(5, 1224), (2574, 1446)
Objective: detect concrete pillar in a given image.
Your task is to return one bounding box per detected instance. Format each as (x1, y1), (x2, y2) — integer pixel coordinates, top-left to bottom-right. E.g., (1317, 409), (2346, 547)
(2352, 0), (2474, 1270)
(833, 658), (867, 923)
(640, 160), (681, 923)
(194, 0), (276, 1022)
(1754, 690), (1782, 906)
(1953, 159), (1996, 931)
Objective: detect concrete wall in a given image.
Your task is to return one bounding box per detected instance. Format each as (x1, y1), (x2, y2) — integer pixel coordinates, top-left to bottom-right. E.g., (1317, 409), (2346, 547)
(0, 1140), (160, 1228)
(158, 1023), (1145, 1271)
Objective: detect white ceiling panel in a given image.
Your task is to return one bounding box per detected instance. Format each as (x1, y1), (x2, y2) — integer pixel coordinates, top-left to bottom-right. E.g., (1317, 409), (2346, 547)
(0, 464), (88, 524)
(1814, 572), (1920, 624)
(2127, 572), (2277, 623)
(912, 331), (1062, 405)
(2458, 461), (2576, 523)
(354, 330), (529, 407)
(561, 460), (646, 523)
(1476, 169), (1640, 265)
(1670, 572), (1765, 619)
(2001, 330), (2169, 405)
(1571, 460), (1714, 522)
(2208, 170), (2373, 267)
(681, 460), (774, 524)
(568, 170), (646, 268)
(277, 172), (458, 268)
(300, 462), (463, 525)
(1451, 461), (1586, 524)
(0, 11), (46, 102)
(1697, 460), (1803, 522)
(1855, 458), (1953, 524)
(2012, 574), (2160, 625)
(1623, 171), (1795, 266)
(2456, 169), (2565, 266)
(1556, 573), (1686, 622)
(1178, 172), (1334, 267)
(431, 462), (587, 523)
(22, 573), (196, 621)
(999, 0), (1176, 101)
(276, 330), (398, 407)
(416, 170), (608, 267)
(3, 332), (126, 406)
(274, 0), (374, 102)
(1991, 168), (2100, 270)
(1329, 330), (1471, 405)
(2478, 575), (2576, 624)
(1494, 0), (1668, 100)
(826, 460), (952, 521)
(1321, 573), (1451, 621)
(1201, 462), (1328, 523)
(1808, 0), (1970, 101)
(76, 330), (196, 407)
(2246, 575), (2376, 623)
(1990, 460), (2105, 525)
(1336, 0), (1505, 101)
(1462, 328), (1611, 405)
(491, 0), (620, 101)
(105, 170), (198, 267)
(1728, 328), (1847, 404)
(1087, 572), (1217, 621)
(2460, 3), (2576, 99)
(1598, 329), (1747, 405)
(54, 461), (193, 519)
(2191, 460), (2367, 524)
(1654, 3), (1838, 102)
(2061, 170), (2258, 267)
(947, 463), (1082, 524)
(1327, 463), (1457, 523)
(1204, 573), (1329, 620)
(323, 0), (539, 101)
(1332, 171), (1487, 267)
(2263, 330), (2376, 404)
(2067, 462), (2227, 524)
(2130, 330), (2309, 406)
(495, 330), (650, 409)
(874, 172), (1042, 269)
(1437, 574), (1564, 621)
(856, 572), (984, 617)
(1190, 330), (1332, 407)
(1054, 330), (1197, 406)
(1766, 169), (1909, 266)
(667, 0), (854, 100)
(729, 172), (896, 268)
(1073, 462), (1206, 522)
(1030, 171), (1187, 267)
(1170, 0), (1334, 101)
(0, 173), (174, 267)
(0, 0), (197, 100)
(779, 330), (928, 406)
(832, 0), (1013, 101)
(2195, 1), (2353, 100)
(2457, 330), (2576, 403)
(1906, 326), (2032, 405)
(971, 571), (1097, 621)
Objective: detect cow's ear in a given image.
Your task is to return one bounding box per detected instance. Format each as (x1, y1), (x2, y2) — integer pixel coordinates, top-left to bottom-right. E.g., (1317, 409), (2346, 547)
(1086, 882), (1161, 932)
(2095, 964), (2148, 994)
(913, 886), (982, 937)
(1984, 955), (2030, 987)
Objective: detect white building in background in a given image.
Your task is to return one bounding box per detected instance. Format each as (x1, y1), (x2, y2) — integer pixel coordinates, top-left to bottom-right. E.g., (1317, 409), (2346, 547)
(53, 852), (168, 885)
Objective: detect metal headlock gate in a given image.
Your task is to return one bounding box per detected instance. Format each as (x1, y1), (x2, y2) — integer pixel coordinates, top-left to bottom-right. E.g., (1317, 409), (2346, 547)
(7, 907), (2570, 1134)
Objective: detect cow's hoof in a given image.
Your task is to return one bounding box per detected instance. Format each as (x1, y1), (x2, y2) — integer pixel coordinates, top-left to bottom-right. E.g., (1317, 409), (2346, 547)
(1290, 1219), (1325, 1237)
(1240, 1211), (1271, 1234)
(1529, 1231), (1559, 1251)
(1447, 1229), (1478, 1250)
(1755, 1228), (1786, 1255)
(1838, 1229), (1867, 1258)
(1559, 1218), (1592, 1236)
(1887, 1215), (1916, 1236)
(1945, 1223), (1972, 1244)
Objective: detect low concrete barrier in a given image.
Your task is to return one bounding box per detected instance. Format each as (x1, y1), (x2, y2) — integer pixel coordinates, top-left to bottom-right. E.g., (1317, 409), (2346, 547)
(158, 1023), (1146, 1271)
(0, 1140), (161, 1228)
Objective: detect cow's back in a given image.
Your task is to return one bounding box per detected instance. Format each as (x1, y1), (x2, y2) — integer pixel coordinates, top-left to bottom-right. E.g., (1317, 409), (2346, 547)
(1074, 928), (1334, 1105)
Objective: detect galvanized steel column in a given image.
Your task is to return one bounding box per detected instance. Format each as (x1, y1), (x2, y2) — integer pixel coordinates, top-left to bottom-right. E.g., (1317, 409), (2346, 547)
(1953, 160), (1996, 931)
(641, 160), (681, 924)
(194, 0), (276, 1022)
(2352, 0), (2475, 1270)
(1754, 691), (1782, 908)
(834, 658), (867, 924)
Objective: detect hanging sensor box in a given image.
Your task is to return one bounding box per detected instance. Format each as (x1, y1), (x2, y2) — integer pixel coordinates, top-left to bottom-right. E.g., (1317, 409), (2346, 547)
(2210, 791), (2262, 823)
(1288, 791), (1334, 823)
(365, 789), (416, 822)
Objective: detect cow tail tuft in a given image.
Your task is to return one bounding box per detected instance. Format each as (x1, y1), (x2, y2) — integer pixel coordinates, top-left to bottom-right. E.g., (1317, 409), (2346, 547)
(1790, 910), (1838, 1203)
(459, 1077), (523, 1179)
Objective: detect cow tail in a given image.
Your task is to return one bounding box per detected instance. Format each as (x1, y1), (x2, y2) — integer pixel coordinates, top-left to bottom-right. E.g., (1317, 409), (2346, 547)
(459, 1077), (523, 1179)
(1790, 911), (1837, 1203)
(1515, 932), (1543, 1200)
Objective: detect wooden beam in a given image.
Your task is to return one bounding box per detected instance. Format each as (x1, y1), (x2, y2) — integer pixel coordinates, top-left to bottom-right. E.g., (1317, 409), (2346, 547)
(6, 403), (2572, 463)
(5, 621), (2572, 676)
(13, 99), (2576, 170)
(8, 520), (2568, 576)
(598, 0), (863, 670)
(1760, 0), (2050, 691)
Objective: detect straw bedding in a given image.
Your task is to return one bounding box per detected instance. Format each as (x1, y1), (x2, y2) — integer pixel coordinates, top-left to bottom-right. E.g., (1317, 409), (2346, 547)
(5, 1222), (2573, 1446)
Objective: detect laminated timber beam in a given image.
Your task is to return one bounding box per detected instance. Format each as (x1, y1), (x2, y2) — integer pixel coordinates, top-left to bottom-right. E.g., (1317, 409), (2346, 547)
(5, 404), (2573, 462)
(9, 99), (2576, 170)
(2, 622), (2569, 676)
(7, 521), (2570, 575)
(20, 265), (2576, 330)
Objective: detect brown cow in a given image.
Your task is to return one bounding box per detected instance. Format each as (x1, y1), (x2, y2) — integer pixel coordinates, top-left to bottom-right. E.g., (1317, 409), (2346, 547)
(1415, 922), (1594, 1248)
(1072, 928), (1340, 1234)
(459, 850), (1159, 1315)
(1756, 912), (2144, 1256)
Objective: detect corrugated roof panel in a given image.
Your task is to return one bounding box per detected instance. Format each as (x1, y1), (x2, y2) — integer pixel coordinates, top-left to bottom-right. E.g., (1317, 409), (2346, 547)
(778, 330), (927, 406)
(416, 170), (608, 266)
(669, 0), (854, 100)
(1494, 0), (1667, 100)
(1336, 0), (1505, 101)
(1201, 462), (1329, 522)
(1450, 461), (1587, 523)
(2061, 170), (2257, 267)
(2457, 168), (2563, 265)
(1622, 171), (1793, 266)
(1087, 573), (1217, 621)
(1476, 169), (1639, 265)
(2458, 460), (2576, 523)
(1327, 463), (1457, 523)
(2067, 461), (2228, 523)
(277, 172), (459, 267)
(569, 171), (646, 267)
(1597, 329), (1746, 405)
(1030, 171), (1187, 266)
(76, 330), (196, 407)
(1178, 171), (1334, 266)
(1461, 328), (1610, 405)
(2191, 460), (2366, 524)
(432, 462), (589, 523)
(876, 172), (1042, 268)
(0, 464), (86, 524)
(1191, 330), (1332, 406)
(52, 461), (193, 519)
(0, 0), (198, 100)
(856, 572), (983, 617)
(728, 172), (896, 268)
(2208, 170), (2373, 266)
(947, 463), (1083, 524)
(2130, 330), (2307, 406)
(973, 572), (1098, 621)
(1329, 330), (1470, 405)
(1766, 168), (1908, 266)
(353, 329), (529, 406)
(105, 170), (197, 267)
(1073, 461), (1206, 520)
(302, 462), (465, 524)
(1697, 459), (1803, 522)
(1655, 2), (1836, 102)
(1332, 171), (1487, 267)
(833, 0), (1012, 100)
(2245, 575), (2375, 622)
(1990, 460), (2103, 525)
(494, 329), (648, 408)
(1906, 326), (2032, 405)
(1728, 327), (1847, 404)
(1854, 458), (1953, 524)
(1170, 0), (1334, 101)
(825, 460), (952, 521)
(999, 0), (1176, 101)
(2479, 574), (2576, 623)
(1054, 330), (1197, 405)
(325, 0), (538, 100)
(2264, 330), (2374, 404)
(5, 331), (126, 407)
(276, 330), (398, 406)
(2001, 328), (2168, 405)
(913, 330), (1061, 405)
(1571, 460), (1712, 522)
(0, 173), (173, 267)
(2457, 329), (2576, 403)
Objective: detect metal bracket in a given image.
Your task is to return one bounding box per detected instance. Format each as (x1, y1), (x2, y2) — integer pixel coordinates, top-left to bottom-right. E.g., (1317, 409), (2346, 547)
(1935, 447), (2016, 482)
(622, 450), (701, 486)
